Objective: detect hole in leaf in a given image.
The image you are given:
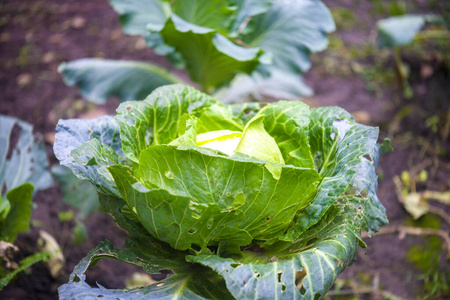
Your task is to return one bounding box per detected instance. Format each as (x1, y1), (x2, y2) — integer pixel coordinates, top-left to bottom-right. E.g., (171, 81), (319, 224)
(281, 284), (287, 292)
(243, 280), (246, 286)
(151, 269), (173, 281)
(363, 154), (372, 162)
(85, 256), (147, 288)
(254, 271), (261, 278)
(126, 106), (131, 111)
(299, 285), (306, 295)
(6, 124), (22, 160)
(296, 269), (307, 294)
(72, 274), (81, 283)
(230, 263), (240, 268)
(265, 216), (271, 222)
(243, 108), (253, 116)
(334, 259), (339, 266)
(156, 282), (164, 287)
(277, 270), (283, 282)
(314, 293), (321, 300)
(191, 243), (202, 252)
(97, 296), (104, 298)
(360, 190), (368, 198)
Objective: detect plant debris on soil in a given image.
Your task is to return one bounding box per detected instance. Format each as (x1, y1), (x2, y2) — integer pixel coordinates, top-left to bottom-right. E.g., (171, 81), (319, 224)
(0, 0), (449, 299)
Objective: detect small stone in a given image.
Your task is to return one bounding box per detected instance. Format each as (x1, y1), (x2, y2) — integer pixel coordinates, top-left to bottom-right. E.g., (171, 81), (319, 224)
(17, 73), (32, 87)
(71, 16), (86, 29)
(110, 29), (122, 40)
(135, 38), (147, 50)
(0, 32), (11, 42)
(49, 33), (64, 44)
(420, 64), (434, 79)
(352, 111), (371, 124)
(42, 52), (56, 64)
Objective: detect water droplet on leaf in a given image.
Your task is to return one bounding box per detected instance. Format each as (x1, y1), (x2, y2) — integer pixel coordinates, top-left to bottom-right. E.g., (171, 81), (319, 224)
(207, 218), (214, 229)
(164, 170), (174, 180)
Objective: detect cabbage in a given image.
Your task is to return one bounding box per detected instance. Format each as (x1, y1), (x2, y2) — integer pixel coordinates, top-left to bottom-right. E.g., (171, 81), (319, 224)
(54, 84), (391, 299)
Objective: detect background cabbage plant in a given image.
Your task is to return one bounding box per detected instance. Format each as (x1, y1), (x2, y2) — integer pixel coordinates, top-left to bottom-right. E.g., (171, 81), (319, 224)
(58, 0), (335, 103)
(54, 84), (391, 299)
(0, 115), (53, 290)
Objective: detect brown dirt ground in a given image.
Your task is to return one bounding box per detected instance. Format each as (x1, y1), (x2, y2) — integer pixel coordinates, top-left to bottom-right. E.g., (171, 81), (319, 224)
(0, 0), (449, 299)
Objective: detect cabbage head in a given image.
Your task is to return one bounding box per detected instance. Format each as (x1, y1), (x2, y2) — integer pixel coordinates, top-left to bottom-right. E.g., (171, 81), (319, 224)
(54, 84), (391, 299)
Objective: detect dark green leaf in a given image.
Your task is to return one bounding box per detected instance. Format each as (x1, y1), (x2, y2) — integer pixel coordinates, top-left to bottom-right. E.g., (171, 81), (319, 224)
(0, 251), (50, 290)
(58, 59), (182, 104)
(170, 0), (235, 34)
(0, 184), (33, 243)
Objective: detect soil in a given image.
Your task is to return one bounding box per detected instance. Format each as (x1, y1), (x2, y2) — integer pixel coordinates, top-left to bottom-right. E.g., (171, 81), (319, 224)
(0, 0), (449, 299)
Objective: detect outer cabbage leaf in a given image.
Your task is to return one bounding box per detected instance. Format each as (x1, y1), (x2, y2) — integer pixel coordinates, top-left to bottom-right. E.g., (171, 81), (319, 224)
(155, 15), (263, 92)
(277, 107), (385, 241)
(220, 0), (334, 102)
(0, 115), (53, 242)
(217, 71), (313, 103)
(59, 194), (232, 299)
(169, 0), (235, 34)
(58, 239), (232, 300)
(240, 0), (335, 75)
(0, 115), (53, 195)
(108, 0), (170, 36)
(229, 0), (275, 35)
(54, 116), (127, 196)
(58, 59), (182, 104)
(189, 197), (361, 300)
